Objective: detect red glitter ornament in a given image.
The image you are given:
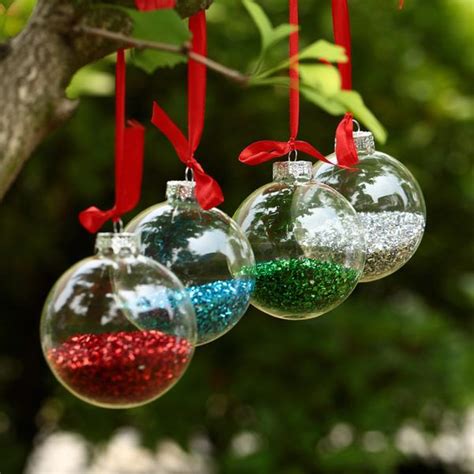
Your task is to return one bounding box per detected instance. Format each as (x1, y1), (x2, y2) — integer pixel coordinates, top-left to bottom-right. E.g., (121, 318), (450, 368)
(48, 331), (192, 407)
(41, 233), (196, 408)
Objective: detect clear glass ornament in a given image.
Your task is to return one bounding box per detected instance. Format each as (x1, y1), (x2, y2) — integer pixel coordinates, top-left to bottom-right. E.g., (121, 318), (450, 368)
(40, 232), (196, 408)
(314, 131), (426, 282)
(233, 160), (366, 320)
(126, 181), (255, 346)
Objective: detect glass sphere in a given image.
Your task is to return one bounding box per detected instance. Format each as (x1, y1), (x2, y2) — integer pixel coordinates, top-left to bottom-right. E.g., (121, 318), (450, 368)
(40, 233), (196, 408)
(233, 161), (366, 320)
(126, 181), (255, 346)
(314, 132), (426, 282)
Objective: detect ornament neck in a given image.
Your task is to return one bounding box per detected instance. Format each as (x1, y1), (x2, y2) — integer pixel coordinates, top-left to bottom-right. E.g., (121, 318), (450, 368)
(273, 160), (313, 183)
(95, 232), (140, 257)
(166, 180), (198, 205)
(352, 131), (375, 155)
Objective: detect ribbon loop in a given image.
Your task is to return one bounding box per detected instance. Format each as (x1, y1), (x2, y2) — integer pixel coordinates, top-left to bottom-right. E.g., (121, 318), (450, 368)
(332, 0), (352, 91)
(288, 0), (299, 140)
(79, 49), (145, 233)
(238, 0), (333, 170)
(330, 0), (359, 168)
(188, 11), (207, 154)
(150, 11), (223, 210)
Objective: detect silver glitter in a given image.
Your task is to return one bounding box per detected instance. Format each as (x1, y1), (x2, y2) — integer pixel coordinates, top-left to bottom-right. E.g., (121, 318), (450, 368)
(294, 214), (366, 270)
(358, 211), (425, 281)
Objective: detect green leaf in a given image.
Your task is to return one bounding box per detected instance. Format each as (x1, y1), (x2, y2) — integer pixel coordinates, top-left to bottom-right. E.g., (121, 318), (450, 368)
(125, 8), (189, 43)
(242, 0), (273, 51)
(335, 90), (387, 143)
(243, 0), (297, 72)
(299, 64), (341, 97)
(121, 8), (190, 73)
(255, 40), (347, 80)
(131, 49), (186, 74)
(267, 23), (296, 50)
(300, 85), (346, 115)
(66, 66), (114, 99)
(299, 40), (347, 62)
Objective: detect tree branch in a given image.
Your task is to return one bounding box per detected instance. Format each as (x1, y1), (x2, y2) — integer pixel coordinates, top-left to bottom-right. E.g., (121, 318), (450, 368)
(0, 0), (212, 202)
(74, 24), (249, 84)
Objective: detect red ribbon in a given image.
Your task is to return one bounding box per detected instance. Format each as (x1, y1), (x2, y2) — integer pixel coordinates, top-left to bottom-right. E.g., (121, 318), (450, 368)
(135, 0), (176, 11)
(239, 0), (332, 167)
(332, 0), (352, 91)
(289, 0), (299, 141)
(239, 139), (333, 166)
(151, 11), (223, 210)
(79, 49), (145, 233)
(331, 0), (359, 168)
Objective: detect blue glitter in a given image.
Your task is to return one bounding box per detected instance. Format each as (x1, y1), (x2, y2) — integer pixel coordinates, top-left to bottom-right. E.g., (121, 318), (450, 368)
(117, 278), (254, 345)
(187, 278), (255, 345)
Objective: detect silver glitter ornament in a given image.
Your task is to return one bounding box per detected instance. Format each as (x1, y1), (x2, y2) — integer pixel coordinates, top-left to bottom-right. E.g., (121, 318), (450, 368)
(314, 131), (426, 282)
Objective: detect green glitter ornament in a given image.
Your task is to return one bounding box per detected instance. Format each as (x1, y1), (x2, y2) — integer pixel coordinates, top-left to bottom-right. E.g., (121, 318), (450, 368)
(234, 161), (366, 320)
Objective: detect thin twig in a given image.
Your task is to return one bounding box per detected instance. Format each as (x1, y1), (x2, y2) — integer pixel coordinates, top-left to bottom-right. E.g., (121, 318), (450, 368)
(74, 24), (249, 84)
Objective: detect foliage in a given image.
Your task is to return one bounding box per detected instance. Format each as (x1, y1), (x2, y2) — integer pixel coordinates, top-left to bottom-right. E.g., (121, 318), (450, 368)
(1, 0), (387, 140)
(125, 8), (191, 72)
(0, 0), (473, 472)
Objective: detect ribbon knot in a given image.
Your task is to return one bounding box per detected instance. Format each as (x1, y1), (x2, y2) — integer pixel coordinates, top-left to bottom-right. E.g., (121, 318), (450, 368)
(186, 154), (198, 168)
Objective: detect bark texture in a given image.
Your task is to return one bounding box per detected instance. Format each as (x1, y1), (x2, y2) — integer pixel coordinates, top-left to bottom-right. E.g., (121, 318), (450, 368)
(0, 0), (211, 200)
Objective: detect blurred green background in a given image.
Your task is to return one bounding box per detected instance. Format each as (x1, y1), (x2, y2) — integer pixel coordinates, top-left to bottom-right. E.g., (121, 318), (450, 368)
(0, 0), (473, 472)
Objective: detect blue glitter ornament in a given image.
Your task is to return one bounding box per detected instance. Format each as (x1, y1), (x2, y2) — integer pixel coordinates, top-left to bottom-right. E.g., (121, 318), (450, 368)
(126, 181), (255, 345)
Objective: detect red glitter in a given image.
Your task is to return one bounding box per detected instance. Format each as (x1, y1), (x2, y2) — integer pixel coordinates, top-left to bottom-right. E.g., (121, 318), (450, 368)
(47, 330), (193, 407)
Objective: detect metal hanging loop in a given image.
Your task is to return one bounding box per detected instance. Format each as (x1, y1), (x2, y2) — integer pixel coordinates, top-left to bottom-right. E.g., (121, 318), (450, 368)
(184, 166), (195, 182)
(113, 218), (124, 234)
(288, 149), (298, 162)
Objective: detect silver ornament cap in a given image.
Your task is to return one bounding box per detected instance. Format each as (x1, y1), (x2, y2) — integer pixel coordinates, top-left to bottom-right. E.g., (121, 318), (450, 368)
(166, 180), (197, 203)
(273, 160), (313, 183)
(353, 131), (375, 155)
(95, 232), (140, 256)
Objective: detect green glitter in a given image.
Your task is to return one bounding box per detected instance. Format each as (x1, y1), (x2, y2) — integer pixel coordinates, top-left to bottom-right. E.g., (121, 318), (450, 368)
(242, 258), (359, 317)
